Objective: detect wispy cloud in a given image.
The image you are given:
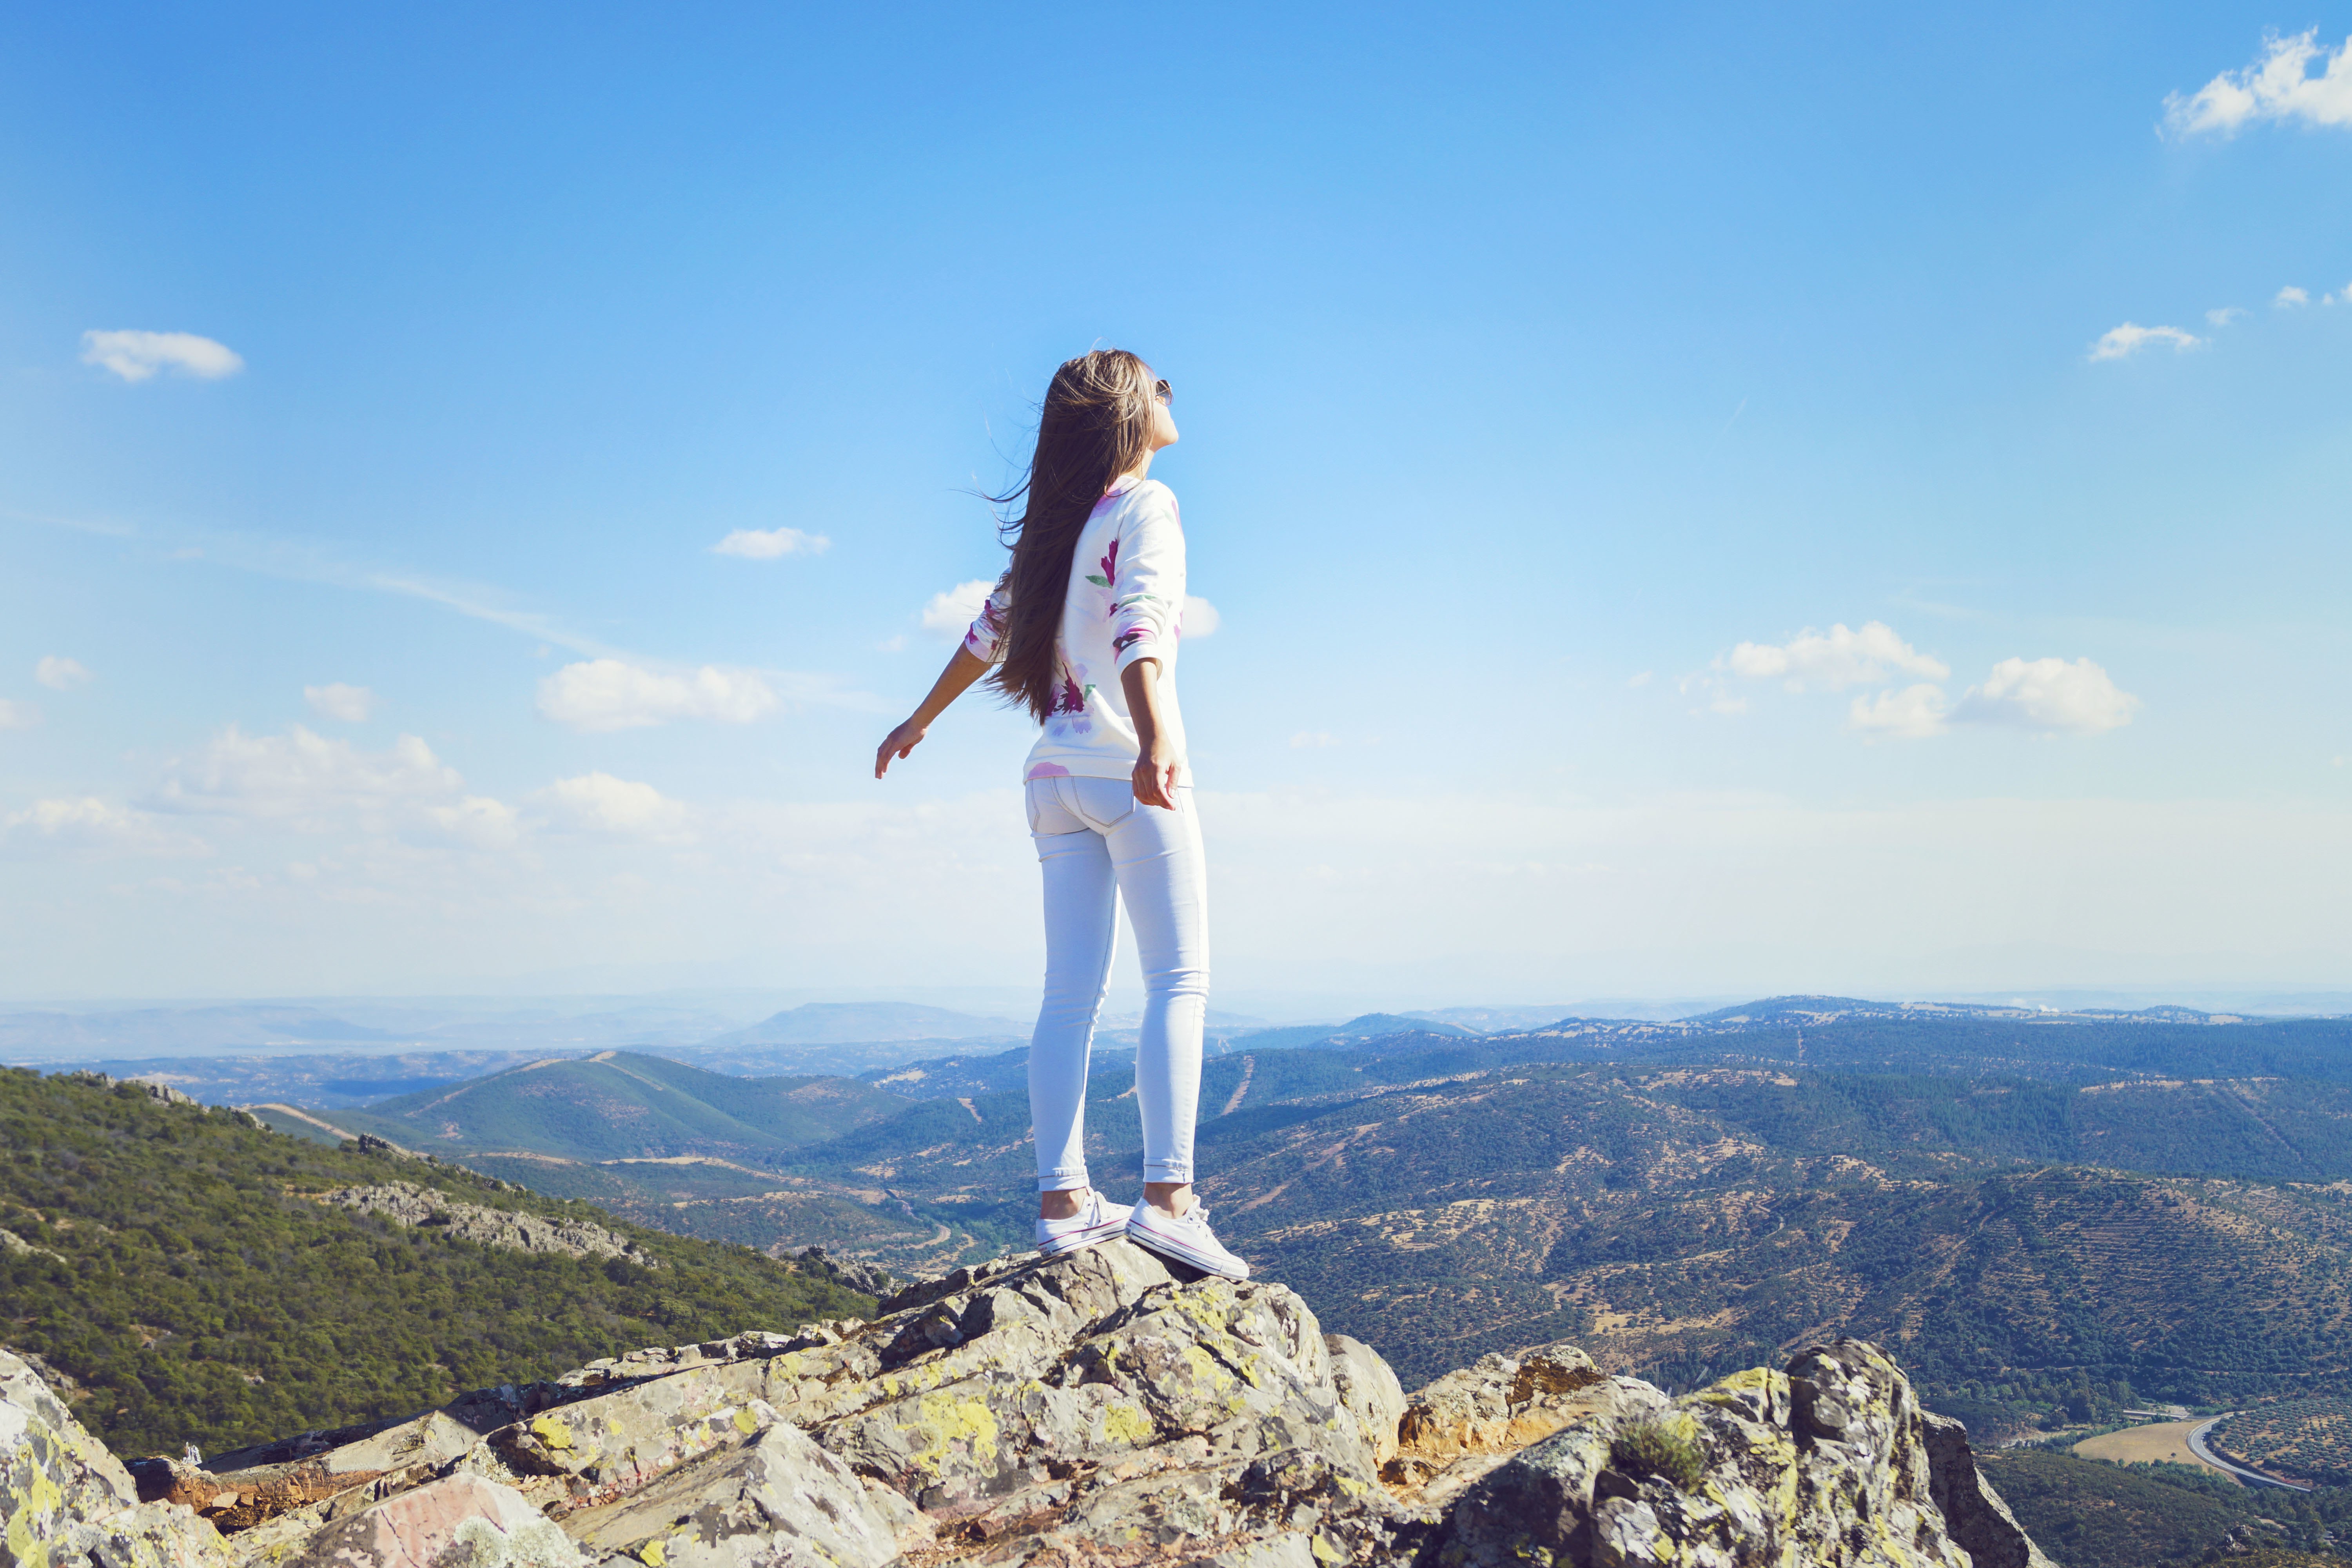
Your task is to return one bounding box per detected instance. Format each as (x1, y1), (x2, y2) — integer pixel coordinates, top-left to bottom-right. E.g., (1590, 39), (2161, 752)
(537, 660), (780, 732)
(536, 772), (693, 839)
(921, 580), (995, 640)
(149, 725), (463, 822)
(1719, 621), (1948, 692)
(34, 656), (91, 691)
(2278, 286), (2311, 307)
(712, 526), (830, 559)
(2205, 306), (2246, 327)
(1849, 684), (1951, 739)
(0, 699), (41, 731)
(2166, 29), (2352, 137)
(3, 797), (207, 856)
(2088, 323), (2201, 362)
(1183, 596), (1222, 637)
(304, 682), (376, 722)
(80, 330), (244, 382)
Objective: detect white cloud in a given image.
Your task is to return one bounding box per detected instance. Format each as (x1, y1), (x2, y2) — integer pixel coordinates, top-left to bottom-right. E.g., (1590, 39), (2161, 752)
(537, 772), (691, 838)
(1290, 731), (1338, 748)
(1183, 596), (1221, 637)
(304, 682), (376, 722)
(2205, 306), (2246, 327)
(424, 795), (521, 850)
(2329, 283), (2352, 306)
(1849, 684), (1951, 739)
(4, 797), (204, 855)
(0, 699), (41, 730)
(2165, 30), (2352, 137)
(921, 581), (995, 640)
(1628, 671), (1653, 688)
(2278, 286), (2311, 307)
(35, 656), (91, 691)
(152, 725), (462, 819)
(80, 330), (245, 383)
(1720, 621), (1948, 692)
(2088, 323), (2201, 362)
(536, 660), (779, 732)
(712, 527), (831, 560)
(1951, 657), (2140, 734)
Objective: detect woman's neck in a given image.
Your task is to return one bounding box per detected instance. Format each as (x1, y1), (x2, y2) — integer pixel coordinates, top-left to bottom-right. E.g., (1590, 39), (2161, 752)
(1116, 451), (1155, 486)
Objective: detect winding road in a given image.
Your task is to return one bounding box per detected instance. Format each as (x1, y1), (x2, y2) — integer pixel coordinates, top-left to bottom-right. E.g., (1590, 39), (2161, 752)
(2188, 1417), (2313, 1492)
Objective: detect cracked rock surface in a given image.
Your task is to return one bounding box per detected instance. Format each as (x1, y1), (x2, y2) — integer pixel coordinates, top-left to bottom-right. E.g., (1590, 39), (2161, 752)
(7, 1243), (2053, 1568)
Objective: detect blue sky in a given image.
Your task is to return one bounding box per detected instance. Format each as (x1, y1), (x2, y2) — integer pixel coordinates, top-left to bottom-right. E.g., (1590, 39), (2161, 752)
(4, 4), (2349, 1006)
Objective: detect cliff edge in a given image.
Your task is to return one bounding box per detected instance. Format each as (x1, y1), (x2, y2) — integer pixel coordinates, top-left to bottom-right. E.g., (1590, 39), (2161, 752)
(4, 1239), (2050, 1568)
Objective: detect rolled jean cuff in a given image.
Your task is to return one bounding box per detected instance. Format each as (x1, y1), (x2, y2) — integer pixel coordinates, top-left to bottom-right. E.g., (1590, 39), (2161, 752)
(1143, 1160), (1192, 1185)
(1038, 1169), (1091, 1193)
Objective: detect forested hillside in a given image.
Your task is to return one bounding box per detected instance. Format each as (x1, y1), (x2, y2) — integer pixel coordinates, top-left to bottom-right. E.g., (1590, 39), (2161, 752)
(1981, 1451), (2352, 1567)
(744, 1048), (2352, 1430)
(0, 1069), (868, 1458)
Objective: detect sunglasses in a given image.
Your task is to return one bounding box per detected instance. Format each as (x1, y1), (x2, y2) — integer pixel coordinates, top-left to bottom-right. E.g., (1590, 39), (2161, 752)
(1154, 378), (1172, 404)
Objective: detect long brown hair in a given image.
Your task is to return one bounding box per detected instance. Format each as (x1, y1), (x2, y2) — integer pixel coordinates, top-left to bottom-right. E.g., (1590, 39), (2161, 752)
(984, 349), (1160, 722)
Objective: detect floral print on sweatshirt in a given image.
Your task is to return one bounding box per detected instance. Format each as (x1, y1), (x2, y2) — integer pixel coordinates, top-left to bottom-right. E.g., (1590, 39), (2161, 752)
(964, 475), (1190, 786)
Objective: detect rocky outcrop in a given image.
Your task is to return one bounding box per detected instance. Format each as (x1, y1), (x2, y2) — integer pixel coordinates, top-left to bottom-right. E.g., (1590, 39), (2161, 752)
(7, 1243), (2052, 1568)
(0, 1230), (62, 1263)
(1419, 1339), (2059, 1568)
(309, 1185), (657, 1268)
(1, 1347), (229, 1568)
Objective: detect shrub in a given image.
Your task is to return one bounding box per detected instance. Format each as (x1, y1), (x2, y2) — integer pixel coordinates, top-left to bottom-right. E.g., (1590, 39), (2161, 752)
(1611, 1419), (1707, 1491)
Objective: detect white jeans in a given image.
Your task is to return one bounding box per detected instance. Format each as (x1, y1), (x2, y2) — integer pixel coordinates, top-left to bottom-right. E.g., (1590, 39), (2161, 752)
(1025, 775), (1209, 1192)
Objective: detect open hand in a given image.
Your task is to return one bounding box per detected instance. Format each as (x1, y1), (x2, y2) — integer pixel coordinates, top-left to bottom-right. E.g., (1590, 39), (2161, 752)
(875, 719), (927, 779)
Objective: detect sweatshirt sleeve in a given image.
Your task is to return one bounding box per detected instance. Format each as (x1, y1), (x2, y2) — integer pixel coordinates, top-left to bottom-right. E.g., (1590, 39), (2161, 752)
(962, 578), (1012, 664)
(1107, 487), (1185, 675)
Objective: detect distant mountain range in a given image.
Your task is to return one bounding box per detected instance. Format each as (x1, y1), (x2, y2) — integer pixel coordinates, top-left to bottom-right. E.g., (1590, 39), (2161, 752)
(314, 1050), (903, 1162)
(695, 1001), (1029, 1045)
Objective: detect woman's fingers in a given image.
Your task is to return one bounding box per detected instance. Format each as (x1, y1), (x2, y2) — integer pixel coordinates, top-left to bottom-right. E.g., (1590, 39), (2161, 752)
(1132, 762), (1176, 809)
(876, 724), (920, 778)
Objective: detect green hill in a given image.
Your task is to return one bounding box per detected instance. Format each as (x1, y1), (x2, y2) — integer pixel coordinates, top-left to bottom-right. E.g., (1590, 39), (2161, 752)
(0, 1068), (869, 1459)
(338, 1049), (902, 1161)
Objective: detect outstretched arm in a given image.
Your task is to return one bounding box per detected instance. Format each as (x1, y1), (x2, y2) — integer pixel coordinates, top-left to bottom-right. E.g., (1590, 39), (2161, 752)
(876, 647), (990, 778)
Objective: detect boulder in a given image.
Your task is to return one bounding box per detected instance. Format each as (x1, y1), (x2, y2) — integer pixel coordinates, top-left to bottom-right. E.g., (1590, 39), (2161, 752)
(289, 1475), (578, 1568)
(1419, 1337), (2050, 1568)
(2, 1346), (230, 1568)
(561, 1421), (918, 1568)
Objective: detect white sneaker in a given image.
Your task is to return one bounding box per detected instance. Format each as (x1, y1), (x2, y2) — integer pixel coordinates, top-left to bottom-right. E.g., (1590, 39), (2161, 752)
(1036, 1190), (1134, 1257)
(1126, 1201), (1250, 1280)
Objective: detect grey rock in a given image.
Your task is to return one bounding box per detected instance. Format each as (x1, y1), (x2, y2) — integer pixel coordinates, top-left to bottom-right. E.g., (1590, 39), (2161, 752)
(1421, 1338), (1997, 1568)
(310, 1185), (656, 1267)
(1, 1345), (231, 1568)
(0, 1227), (63, 1261)
(1922, 1411), (2058, 1568)
(563, 1421), (918, 1568)
(12, 1247), (2059, 1568)
(290, 1474), (580, 1568)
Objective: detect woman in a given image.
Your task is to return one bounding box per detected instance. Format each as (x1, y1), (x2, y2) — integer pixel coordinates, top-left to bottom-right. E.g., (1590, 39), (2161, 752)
(874, 349), (1245, 1281)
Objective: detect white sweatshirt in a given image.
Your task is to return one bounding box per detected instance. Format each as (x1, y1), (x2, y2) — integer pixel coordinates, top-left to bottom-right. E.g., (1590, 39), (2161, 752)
(964, 475), (1191, 786)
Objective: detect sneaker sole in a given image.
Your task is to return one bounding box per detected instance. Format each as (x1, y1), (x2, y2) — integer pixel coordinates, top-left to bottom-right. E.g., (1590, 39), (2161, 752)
(1124, 1220), (1250, 1280)
(1036, 1214), (1131, 1257)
